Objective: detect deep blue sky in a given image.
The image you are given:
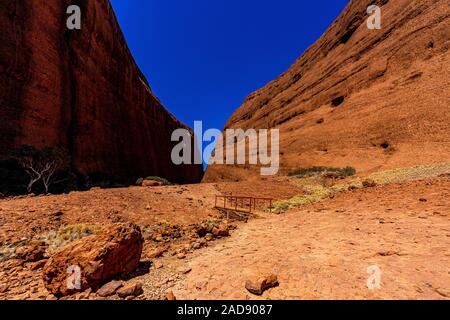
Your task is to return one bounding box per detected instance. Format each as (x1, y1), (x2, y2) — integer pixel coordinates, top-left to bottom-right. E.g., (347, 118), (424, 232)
(110, 0), (348, 132)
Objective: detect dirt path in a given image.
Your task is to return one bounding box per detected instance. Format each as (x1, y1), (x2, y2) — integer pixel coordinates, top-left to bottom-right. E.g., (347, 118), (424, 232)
(172, 177), (450, 300)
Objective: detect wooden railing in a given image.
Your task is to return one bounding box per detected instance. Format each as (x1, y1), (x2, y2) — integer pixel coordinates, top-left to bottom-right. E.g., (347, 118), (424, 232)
(214, 195), (273, 213)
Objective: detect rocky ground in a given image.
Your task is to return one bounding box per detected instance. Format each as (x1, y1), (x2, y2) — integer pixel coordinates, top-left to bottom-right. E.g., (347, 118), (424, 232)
(0, 170), (449, 300)
(0, 179), (301, 300)
(173, 176), (450, 300)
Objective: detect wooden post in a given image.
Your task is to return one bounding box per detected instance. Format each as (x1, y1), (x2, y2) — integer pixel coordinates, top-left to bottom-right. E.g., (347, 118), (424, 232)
(269, 199), (272, 213)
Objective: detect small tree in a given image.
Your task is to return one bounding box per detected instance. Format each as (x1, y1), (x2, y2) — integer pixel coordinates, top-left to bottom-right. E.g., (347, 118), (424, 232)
(12, 145), (70, 194)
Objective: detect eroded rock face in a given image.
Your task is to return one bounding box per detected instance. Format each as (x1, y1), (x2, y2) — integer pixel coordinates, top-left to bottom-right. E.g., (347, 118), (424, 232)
(0, 0), (203, 186)
(204, 0), (450, 182)
(15, 240), (47, 262)
(42, 223), (143, 296)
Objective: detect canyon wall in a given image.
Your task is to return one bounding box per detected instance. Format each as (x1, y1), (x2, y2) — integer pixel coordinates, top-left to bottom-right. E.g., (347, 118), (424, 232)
(204, 0), (450, 182)
(0, 0), (203, 187)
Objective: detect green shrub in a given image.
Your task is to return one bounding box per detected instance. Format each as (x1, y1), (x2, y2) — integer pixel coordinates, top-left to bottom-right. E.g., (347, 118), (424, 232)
(339, 166), (357, 177)
(136, 177), (144, 186)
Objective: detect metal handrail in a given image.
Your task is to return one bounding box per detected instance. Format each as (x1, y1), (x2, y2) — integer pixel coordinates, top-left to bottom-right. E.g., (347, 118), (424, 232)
(214, 195), (273, 213)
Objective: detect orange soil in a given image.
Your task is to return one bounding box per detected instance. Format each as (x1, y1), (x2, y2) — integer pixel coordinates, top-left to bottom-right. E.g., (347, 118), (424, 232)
(173, 177), (450, 300)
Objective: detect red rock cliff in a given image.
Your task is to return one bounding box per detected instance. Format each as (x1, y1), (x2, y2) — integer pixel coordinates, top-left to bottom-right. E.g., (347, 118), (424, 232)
(204, 0), (450, 182)
(0, 0), (203, 185)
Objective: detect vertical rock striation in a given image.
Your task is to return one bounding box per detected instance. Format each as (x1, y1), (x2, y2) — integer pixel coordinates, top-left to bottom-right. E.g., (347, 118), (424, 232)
(0, 0), (203, 186)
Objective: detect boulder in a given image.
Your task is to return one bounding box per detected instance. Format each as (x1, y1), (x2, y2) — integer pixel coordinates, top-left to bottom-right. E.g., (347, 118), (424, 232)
(212, 225), (230, 237)
(146, 247), (166, 259)
(191, 242), (202, 250)
(42, 223), (143, 296)
(177, 267), (192, 274)
(117, 282), (143, 298)
(205, 233), (214, 241)
(245, 274), (279, 296)
(96, 280), (123, 297)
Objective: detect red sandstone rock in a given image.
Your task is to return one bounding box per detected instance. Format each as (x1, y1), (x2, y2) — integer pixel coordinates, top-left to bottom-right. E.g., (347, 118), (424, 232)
(204, 0), (450, 182)
(145, 247), (167, 259)
(42, 223), (143, 296)
(116, 282), (143, 298)
(29, 259), (48, 271)
(0, 0), (203, 186)
(245, 274), (279, 296)
(165, 291), (176, 300)
(15, 241), (47, 262)
(96, 280), (123, 297)
(212, 225), (230, 237)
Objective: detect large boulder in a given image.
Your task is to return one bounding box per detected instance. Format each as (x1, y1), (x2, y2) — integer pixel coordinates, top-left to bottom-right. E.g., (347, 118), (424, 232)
(42, 223), (144, 296)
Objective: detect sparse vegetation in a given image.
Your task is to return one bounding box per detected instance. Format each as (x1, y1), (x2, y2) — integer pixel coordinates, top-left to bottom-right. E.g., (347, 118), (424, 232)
(275, 162), (450, 212)
(288, 166), (356, 178)
(0, 239), (29, 262)
(56, 224), (101, 242)
(273, 180), (348, 212)
(36, 224), (102, 255)
(368, 163), (450, 185)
